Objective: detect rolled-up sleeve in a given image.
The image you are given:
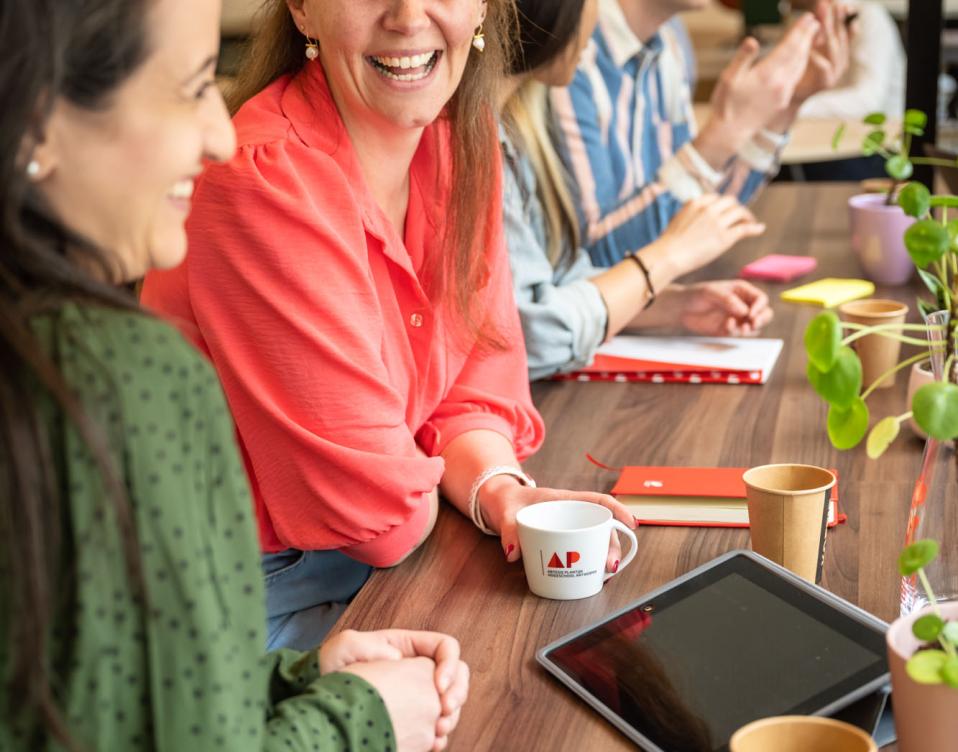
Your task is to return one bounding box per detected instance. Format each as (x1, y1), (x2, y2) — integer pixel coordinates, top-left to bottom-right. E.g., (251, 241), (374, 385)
(502, 153), (608, 381)
(146, 140), (439, 566)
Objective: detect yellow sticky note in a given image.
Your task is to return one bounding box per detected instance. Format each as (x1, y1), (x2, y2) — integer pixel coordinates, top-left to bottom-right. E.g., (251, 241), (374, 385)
(780, 278), (876, 308)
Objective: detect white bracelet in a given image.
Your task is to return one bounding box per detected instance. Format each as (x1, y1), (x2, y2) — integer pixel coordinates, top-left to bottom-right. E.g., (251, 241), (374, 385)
(467, 465), (536, 536)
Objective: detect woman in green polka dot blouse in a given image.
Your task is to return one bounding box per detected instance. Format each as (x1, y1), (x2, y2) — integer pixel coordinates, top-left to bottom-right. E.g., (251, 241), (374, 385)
(0, 0), (469, 750)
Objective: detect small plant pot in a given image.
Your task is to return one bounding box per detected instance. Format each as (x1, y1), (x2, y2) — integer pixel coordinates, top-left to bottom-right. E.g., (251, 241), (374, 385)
(848, 194), (916, 285)
(906, 362), (936, 438)
(886, 602), (958, 752)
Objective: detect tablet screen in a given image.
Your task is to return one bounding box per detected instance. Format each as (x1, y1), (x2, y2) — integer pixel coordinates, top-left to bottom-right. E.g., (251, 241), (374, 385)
(543, 555), (888, 752)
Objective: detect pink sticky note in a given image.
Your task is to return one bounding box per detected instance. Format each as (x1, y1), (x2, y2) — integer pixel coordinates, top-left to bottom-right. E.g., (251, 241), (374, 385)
(740, 254), (818, 282)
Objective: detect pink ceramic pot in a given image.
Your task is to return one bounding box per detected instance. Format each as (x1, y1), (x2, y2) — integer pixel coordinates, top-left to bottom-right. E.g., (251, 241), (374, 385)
(848, 194), (916, 285)
(886, 602), (958, 751)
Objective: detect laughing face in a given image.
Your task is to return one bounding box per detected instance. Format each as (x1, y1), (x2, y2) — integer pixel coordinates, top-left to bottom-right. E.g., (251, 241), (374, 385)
(33, 0), (235, 281)
(289, 0), (486, 132)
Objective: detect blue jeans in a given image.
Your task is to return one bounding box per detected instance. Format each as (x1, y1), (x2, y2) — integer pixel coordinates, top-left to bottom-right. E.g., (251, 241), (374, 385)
(261, 549), (372, 651)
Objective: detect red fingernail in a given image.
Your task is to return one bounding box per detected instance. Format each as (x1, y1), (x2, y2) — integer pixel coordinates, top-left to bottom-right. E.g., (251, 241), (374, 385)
(633, 516), (641, 527)
(505, 544), (515, 558)
(612, 560), (620, 573)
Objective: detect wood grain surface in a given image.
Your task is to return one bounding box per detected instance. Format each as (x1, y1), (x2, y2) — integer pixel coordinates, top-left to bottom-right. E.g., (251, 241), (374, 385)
(333, 184), (926, 751)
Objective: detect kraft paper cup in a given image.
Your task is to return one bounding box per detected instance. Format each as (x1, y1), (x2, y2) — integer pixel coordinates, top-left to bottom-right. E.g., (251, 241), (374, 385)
(731, 716), (877, 752)
(742, 464), (836, 583)
(838, 298), (908, 390)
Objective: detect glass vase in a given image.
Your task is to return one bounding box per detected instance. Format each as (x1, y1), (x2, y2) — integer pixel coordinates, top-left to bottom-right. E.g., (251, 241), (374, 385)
(900, 311), (958, 615)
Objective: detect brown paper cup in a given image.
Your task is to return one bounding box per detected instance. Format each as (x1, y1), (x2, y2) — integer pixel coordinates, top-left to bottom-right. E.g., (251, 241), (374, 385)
(730, 716), (877, 752)
(838, 298), (908, 389)
(743, 464), (836, 583)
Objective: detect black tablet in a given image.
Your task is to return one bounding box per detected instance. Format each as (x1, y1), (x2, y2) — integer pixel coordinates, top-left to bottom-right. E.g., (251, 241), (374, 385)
(537, 550), (890, 752)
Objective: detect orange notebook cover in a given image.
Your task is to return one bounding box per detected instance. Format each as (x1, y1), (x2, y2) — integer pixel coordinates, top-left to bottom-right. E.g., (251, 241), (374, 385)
(611, 466), (844, 528)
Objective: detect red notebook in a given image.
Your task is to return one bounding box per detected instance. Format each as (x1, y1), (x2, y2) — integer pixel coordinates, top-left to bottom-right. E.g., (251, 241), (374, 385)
(555, 336), (784, 385)
(611, 466), (845, 528)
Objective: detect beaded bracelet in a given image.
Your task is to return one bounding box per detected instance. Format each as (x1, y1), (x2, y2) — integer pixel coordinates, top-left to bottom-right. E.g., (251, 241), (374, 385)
(467, 465), (537, 535)
(629, 252), (656, 310)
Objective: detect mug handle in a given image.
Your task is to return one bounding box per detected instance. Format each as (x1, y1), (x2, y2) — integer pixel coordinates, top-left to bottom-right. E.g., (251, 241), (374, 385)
(603, 520), (638, 582)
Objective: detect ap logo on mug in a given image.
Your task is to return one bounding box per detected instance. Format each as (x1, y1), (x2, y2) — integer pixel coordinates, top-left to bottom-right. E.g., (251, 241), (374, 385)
(546, 551), (580, 569)
(544, 550), (595, 579)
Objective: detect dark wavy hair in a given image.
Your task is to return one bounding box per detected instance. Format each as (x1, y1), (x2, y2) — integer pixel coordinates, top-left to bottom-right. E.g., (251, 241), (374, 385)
(511, 0), (586, 74)
(0, 0), (151, 748)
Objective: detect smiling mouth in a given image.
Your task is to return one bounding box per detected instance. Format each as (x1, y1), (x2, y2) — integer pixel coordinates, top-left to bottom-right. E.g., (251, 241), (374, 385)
(367, 50), (440, 82)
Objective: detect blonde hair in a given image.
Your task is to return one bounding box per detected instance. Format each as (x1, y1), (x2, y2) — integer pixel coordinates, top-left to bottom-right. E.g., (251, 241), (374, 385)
(226, 1), (518, 348)
(503, 80), (580, 266)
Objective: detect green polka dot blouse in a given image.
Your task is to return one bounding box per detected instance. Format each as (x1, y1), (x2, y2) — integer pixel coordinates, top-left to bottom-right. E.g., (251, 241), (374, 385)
(0, 304), (394, 751)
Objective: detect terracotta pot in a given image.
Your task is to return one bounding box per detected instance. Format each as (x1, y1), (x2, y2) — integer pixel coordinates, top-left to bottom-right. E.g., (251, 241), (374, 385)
(886, 602), (958, 752)
(848, 194), (916, 285)
(906, 362), (936, 438)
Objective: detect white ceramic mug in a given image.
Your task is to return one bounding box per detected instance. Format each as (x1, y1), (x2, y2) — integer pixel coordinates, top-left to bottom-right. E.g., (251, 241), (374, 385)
(516, 500), (638, 600)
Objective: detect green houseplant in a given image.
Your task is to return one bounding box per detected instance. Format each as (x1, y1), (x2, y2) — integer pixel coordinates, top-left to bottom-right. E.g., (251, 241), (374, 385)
(804, 174), (958, 615)
(804, 178), (958, 455)
(887, 539), (958, 752)
(834, 110), (958, 202)
(839, 110), (958, 285)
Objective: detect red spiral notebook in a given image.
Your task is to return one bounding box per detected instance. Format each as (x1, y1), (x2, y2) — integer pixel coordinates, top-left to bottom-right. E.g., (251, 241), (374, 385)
(554, 336), (784, 385)
(611, 465), (845, 528)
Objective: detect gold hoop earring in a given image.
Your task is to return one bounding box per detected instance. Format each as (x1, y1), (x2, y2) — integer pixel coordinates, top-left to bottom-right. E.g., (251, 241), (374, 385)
(472, 24), (485, 53)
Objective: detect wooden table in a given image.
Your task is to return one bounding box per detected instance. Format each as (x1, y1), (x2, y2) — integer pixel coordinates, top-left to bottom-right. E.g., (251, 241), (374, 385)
(334, 183), (923, 750)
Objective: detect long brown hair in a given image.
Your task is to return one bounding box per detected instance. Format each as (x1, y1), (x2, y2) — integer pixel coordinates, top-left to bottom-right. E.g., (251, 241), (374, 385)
(1, 0), (151, 747)
(227, 0), (518, 346)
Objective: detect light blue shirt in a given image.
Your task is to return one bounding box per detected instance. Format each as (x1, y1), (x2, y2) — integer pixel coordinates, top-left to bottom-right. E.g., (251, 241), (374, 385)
(501, 126), (608, 382)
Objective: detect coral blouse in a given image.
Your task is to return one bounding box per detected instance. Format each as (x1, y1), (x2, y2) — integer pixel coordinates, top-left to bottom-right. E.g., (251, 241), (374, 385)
(142, 64), (544, 566)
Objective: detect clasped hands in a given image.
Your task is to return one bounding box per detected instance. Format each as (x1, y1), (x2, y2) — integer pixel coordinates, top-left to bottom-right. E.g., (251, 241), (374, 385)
(320, 628), (470, 752)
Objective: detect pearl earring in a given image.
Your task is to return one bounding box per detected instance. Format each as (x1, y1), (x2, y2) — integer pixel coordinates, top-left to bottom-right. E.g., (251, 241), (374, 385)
(26, 160), (40, 180)
(472, 24), (485, 53)
(300, 26), (319, 60)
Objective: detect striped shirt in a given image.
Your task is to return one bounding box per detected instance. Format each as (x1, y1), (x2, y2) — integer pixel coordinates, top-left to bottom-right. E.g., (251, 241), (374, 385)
(551, 2), (784, 267)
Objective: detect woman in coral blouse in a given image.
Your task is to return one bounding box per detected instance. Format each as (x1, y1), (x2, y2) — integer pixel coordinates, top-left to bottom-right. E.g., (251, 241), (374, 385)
(143, 0), (635, 650)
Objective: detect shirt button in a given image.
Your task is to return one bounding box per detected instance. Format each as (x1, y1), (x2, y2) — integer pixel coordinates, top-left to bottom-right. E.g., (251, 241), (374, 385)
(409, 313), (424, 328)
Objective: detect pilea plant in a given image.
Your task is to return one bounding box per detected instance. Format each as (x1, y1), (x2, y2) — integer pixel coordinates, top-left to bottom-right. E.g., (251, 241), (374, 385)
(833, 110), (958, 204)
(899, 540), (958, 688)
(804, 179), (958, 456)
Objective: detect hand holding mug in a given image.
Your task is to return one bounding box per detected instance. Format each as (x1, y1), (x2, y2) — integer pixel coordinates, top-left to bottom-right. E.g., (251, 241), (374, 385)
(479, 477), (636, 570)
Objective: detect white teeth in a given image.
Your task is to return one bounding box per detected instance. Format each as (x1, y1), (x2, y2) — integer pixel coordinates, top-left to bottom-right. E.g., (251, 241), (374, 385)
(372, 51), (436, 70)
(169, 179), (194, 200)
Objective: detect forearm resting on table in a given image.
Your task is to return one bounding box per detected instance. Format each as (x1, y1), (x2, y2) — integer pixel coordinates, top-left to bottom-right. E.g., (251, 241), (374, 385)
(590, 238), (681, 339)
(439, 429), (522, 527)
(382, 486), (439, 567)
(624, 284), (691, 330)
